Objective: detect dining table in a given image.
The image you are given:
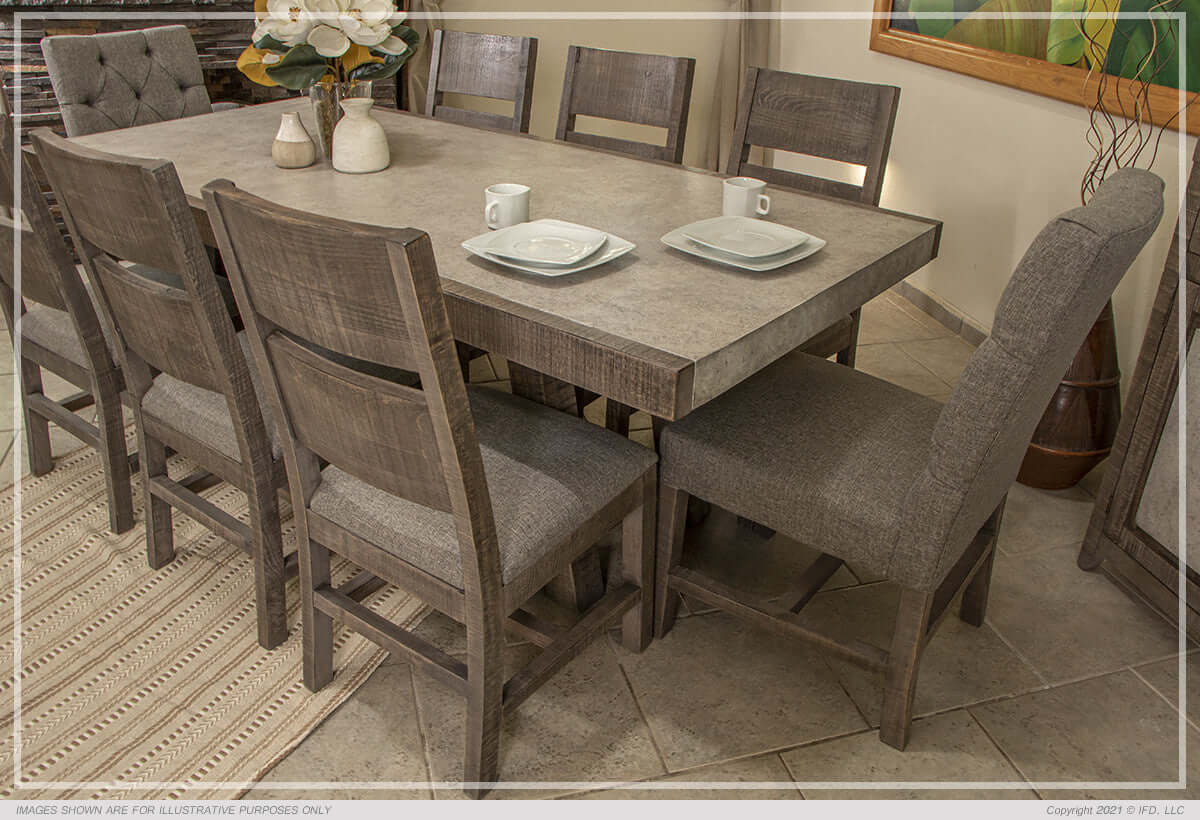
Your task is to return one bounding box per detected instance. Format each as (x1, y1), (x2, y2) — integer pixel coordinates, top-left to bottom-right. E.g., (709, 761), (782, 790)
(61, 97), (941, 610)
(64, 97), (942, 426)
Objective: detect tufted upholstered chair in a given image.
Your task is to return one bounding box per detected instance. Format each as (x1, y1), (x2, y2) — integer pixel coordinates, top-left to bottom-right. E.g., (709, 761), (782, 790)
(41, 25), (228, 138)
(653, 169), (1165, 751)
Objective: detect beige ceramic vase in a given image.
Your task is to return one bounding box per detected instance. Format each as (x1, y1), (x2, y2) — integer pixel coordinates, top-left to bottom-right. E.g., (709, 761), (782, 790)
(272, 111), (316, 169)
(332, 98), (390, 174)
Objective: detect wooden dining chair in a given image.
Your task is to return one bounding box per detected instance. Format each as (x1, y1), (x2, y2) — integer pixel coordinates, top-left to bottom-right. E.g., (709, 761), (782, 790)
(0, 91), (133, 532)
(202, 180), (658, 797)
(555, 45), (695, 164)
(31, 128), (291, 650)
(655, 169), (1164, 749)
(728, 67), (901, 367)
(40, 25), (237, 138)
(426, 29), (538, 133)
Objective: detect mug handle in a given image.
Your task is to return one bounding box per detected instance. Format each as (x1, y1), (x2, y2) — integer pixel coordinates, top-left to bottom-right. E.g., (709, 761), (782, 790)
(486, 201), (499, 227)
(756, 194), (771, 216)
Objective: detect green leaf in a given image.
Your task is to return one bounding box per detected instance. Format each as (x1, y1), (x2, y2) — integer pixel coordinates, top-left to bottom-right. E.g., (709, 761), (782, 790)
(1046, 0), (1086, 65)
(264, 45), (333, 90)
(391, 24), (421, 50)
(253, 33), (289, 52)
(1102, 0), (1200, 92)
(350, 51), (410, 82)
(909, 0), (957, 38)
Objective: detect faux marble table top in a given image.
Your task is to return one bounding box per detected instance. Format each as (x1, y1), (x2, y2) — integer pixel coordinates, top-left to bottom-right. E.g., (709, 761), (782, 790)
(73, 99), (941, 410)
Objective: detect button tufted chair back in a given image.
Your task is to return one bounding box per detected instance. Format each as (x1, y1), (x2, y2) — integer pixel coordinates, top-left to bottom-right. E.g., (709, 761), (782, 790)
(41, 25), (214, 137)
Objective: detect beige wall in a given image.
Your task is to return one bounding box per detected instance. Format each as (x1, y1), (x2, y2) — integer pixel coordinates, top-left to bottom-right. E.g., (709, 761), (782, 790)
(432, 2), (1188, 388)
(773, 1), (1191, 390)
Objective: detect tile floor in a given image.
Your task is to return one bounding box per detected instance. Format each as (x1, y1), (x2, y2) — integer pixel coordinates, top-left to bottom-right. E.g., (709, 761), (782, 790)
(4, 290), (1193, 800)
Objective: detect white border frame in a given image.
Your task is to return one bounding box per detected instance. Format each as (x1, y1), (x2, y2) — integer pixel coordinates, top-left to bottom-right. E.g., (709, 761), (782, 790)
(6, 8), (1189, 795)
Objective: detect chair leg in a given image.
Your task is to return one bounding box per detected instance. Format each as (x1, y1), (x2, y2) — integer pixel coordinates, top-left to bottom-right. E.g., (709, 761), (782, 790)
(463, 616), (504, 798)
(836, 308), (862, 368)
(655, 484), (689, 638)
(879, 588), (933, 750)
(621, 471), (656, 652)
(19, 359), (53, 476)
(248, 478), (288, 650)
(959, 546), (996, 627)
(94, 385), (134, 534)
(139, 433), (175, 570)
(301, 533), (334, 691)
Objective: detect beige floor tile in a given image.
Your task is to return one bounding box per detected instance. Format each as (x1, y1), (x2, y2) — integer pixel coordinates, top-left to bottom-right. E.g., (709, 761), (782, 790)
(488, 354), (509, 381)
(0, 372), (14, 431)
(615, 611), (866, 771)
(998, 482), (1096, 556)
(897, 336), (976, 387)
(1077, 462), (1108, 499)
(478, 380), (511, 394)
(1133, 651), (1200, 726)
(678, 507), (859, 601)
(971, 670), (1197, 799)
(566, 753), (800, 799)
(628, 411), (652, 432)
(393, 609), (530, 662)
(986, 544), (1181, 683)
(858, 294), (952, 345)
(250, 663), (432, 799)
(855, 344), (952, 397)
(782, 710), (1035, 798)
(802, 583), (1043, 724)
(413, 641), (665, 799)
(467, 353), (496, 383)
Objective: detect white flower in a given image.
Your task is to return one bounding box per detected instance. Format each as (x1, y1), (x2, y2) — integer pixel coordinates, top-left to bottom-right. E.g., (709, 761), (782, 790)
(306, 23), (350, 57)
(373, 35), (411, 55)
(338, 0), (399, 47)
(253, 0), (319, 46)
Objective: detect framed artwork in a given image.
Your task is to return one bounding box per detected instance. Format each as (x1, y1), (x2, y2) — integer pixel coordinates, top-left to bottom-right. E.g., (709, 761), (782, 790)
(869, 0), (1200, 135)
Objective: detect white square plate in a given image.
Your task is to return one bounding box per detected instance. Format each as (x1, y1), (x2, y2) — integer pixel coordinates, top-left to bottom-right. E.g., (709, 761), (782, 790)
(662, 221), (826, 272)
(463, 221), (635, 277)
(482, 219), (608, 266)
(680, 215), (812, 259)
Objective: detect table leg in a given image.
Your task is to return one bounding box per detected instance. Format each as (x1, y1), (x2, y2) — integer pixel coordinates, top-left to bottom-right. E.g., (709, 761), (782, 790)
(508, 362), (607, 612)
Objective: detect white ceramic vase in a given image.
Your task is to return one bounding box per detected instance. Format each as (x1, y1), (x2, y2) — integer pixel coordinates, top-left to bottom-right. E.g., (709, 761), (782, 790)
(332, 98), (390, 174)
(272, 111), (316, 169)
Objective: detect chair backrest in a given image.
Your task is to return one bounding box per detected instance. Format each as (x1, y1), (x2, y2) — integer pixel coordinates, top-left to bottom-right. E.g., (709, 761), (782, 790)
(727, 68), (900, 206)
(30, 128), (272, 466)
(556, 45), (695, 164)
(893, 169), (1165, 591)
(201, 180), (501, 599)
(41, 25), (213, 137)
(425, 29), (538, 134)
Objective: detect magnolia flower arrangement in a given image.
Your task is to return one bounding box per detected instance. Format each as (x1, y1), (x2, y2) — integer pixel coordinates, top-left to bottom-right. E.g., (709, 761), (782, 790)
(237, 0), (419, 89)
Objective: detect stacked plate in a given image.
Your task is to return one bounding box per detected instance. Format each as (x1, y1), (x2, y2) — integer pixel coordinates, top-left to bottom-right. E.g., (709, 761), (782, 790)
(462, 219), (635, 277)
(661, 215), (826, 271)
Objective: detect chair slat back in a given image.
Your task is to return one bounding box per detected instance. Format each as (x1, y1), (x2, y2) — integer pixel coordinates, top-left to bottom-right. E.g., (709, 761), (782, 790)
(556, 45), (695, 164)
(31, 128), (241, 399)
(203, 182), (487, 523)
(727, 68), (900, 206)
(895, 169), (1165, 592)
(426, 29), (537, 134)
(0, 91), (69, 310)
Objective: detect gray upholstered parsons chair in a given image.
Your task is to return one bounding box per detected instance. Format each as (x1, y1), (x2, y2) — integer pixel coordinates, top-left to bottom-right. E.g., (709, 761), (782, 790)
(41, 25), (233, 138)
(654, 169), (1164, 750)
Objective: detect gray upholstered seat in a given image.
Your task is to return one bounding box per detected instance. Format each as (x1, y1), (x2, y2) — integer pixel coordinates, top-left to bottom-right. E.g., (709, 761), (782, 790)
(142, 333), (281, 462)
(310, 385), (658, 589)
(662, 352), (943, 579)
(41, 26), (216, 137)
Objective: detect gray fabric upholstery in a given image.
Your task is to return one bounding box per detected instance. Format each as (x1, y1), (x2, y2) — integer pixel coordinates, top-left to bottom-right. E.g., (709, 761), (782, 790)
(41, 26), (213, 137)
(661, 353), (944, 577)
(662, 169), (1165, 592)
(309, 385), (657, 589)
(141, 332), (280, 462)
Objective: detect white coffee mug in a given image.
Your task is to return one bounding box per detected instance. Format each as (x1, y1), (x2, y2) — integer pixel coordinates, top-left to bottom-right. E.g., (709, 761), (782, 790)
(723, 177), (771, 218)
(485, 183), (530, 229)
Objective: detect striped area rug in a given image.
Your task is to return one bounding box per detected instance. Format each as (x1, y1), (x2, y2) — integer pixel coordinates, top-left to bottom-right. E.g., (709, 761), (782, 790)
(0, 439), (429, 799)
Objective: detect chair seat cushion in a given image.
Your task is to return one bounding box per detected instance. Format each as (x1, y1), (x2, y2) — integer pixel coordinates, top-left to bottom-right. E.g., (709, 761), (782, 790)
(141, 332), (280, 462)
(660, 352), (943, 580)
(309, 385), (658, 589)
